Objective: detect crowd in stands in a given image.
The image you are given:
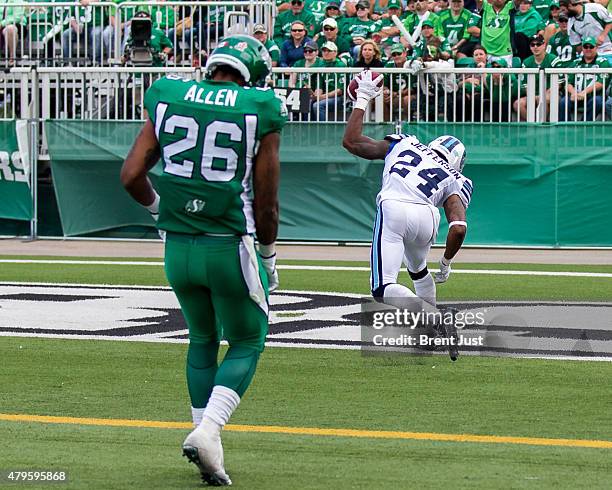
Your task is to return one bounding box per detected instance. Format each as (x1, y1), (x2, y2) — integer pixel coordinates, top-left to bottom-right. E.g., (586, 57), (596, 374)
(0, 0), (610, 120)
(260, 0), (612, 120)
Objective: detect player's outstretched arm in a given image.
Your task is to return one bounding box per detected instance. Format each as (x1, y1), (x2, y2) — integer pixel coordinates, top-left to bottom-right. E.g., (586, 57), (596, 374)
(121, 120), (161, 208)
(342, 109), (390, 160)
(435, 195), (467, 284)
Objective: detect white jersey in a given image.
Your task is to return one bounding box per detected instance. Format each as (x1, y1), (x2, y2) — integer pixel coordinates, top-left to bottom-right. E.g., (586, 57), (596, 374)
(377, 134), (473, 209)
(569, 3), (612, 55)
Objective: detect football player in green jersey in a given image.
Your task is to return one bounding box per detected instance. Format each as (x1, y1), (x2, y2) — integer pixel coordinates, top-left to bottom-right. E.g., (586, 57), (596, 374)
(121, 35), (287, 486)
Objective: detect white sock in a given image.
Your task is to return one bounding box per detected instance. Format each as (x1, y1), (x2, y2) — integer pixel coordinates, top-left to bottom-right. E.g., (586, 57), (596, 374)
(413, 274), (436, 307)
(200, 385), (240, 432)
(191, 407), (205, 427)
(383, 283), (437, 314)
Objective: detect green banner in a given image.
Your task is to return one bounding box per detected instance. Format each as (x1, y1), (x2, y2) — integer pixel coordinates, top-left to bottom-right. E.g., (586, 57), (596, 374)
(0, 121), (32, 221)
(45, 120), (612, 246)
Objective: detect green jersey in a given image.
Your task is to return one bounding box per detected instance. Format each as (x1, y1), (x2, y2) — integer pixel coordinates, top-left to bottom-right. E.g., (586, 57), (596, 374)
(144, 76), (287, 235)
(341, 17), (377, 44)
(547, 30), (577, 67)
(522, 52), (557, 91)
(567, 56), (611, 92)
(532, 0), (551, 23)
(481, 1), (513, 56)
(437, 8), (472, 46)
(315, 34), (351, 54)
(522, 52), (557, 68)
(413, 36), (453, 59)
(311, 58), (346, 92)
(383, 60), (415, 91)
(514, 7), (546, 37)
(264, 39), (281, 64)
(403, 12), (442, 38)
(125, 27), (172, 67)
(273, 10), (318, 45)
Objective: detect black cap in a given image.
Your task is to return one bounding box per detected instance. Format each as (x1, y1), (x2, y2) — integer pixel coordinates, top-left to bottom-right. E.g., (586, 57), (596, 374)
(558, 12), (569, 22)
(530, 34), (545, 44)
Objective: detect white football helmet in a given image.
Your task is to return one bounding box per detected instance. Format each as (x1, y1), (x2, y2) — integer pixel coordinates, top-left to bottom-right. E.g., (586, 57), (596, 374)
(428, 136), (466, 173)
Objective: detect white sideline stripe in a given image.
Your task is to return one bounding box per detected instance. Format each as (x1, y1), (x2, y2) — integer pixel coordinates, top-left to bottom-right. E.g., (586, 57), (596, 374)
(1, 259), (612, 278)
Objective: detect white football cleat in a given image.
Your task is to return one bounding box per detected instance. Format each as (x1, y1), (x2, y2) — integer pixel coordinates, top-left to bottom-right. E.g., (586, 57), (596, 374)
(182, 425), (232, 486)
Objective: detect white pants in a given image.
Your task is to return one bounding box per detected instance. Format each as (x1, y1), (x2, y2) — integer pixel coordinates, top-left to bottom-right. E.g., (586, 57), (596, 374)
(370, 199), (440, 295)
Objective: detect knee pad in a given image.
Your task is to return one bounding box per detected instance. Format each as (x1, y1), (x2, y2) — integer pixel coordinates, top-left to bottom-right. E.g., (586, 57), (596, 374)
(408, 266), (429, 281)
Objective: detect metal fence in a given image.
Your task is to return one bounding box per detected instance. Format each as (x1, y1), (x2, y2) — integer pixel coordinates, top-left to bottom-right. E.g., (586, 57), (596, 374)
(2, 1), (275, 67)
(2, 66), (612, 123)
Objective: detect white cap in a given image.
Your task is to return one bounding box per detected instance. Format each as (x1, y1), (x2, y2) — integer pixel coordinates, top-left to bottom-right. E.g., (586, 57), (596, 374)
(322, 17), (338, 29)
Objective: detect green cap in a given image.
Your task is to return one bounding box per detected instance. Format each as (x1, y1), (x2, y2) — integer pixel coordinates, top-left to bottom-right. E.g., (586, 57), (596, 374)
(582, 36), (597, 47)
(422, 20), (435, 28)
(390, 43), (406, 54)
(550, 0), (560, 8)
(490, 58), (508, 67)
(387, 0), (402, 9)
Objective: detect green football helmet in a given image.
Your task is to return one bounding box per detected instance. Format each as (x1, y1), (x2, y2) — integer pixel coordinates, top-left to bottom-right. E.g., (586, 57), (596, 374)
(205, 35), (272, 87)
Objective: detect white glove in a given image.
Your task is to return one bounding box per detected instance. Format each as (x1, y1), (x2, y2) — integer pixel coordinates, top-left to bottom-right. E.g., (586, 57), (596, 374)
(404, 59), (423, 75)
(434, 257), (451, 283)
(354, 70), (384, 111)
(260, 253), (279, 293)
(145, 191), (165, 241)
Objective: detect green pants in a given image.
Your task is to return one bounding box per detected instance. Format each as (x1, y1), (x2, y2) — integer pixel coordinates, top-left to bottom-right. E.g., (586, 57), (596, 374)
(164, 233), (269, 351)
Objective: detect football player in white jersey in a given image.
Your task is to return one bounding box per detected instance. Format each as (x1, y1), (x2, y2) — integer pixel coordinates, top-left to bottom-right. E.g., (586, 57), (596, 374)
(343, 71), (472, 319)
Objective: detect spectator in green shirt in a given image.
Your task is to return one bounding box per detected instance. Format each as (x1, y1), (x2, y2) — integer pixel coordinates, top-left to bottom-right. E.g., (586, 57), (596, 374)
(559, 36), (610, 120)
(61, 0), (110, 65)
(315, 17), (351, 56)
(513, 33), (557, 119)
(253, 23), (280, 66)
(382, 43), (416, 120)
(480, 0), (514, 66)
(274, 0), (317, 46)
(514, 0), (546, 59)
(310, 41), (347, 120)
(481, 57), (522, 120)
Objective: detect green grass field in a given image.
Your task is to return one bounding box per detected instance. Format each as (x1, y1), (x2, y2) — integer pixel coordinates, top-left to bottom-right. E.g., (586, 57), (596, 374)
(0, 256), (611, 489)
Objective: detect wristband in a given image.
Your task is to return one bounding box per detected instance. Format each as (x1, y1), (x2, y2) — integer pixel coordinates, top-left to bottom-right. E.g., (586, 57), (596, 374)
(145, 191), (160, 214)
(354, 97), (370, 111)
(259, 242), (276, 258)
(448, 220), (467, 229)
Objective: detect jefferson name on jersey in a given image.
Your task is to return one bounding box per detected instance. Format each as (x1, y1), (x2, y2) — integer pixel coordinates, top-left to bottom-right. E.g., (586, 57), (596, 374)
(378, 134), (473, 209)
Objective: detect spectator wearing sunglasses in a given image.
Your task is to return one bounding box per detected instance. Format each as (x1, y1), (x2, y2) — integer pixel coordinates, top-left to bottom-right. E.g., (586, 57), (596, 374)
(310, 41), (347, 120)
(291, 40), (321, 90)
(561, 0), (612, 64)
(513, 34), (557, 119)
(558, 36), (610, 121)
(274, 0), (317, 47)
(547, 12), (577, 67)
(342, 0), (377, 56)
(315, 17), (352, 56)
(280, 20), (313, 66)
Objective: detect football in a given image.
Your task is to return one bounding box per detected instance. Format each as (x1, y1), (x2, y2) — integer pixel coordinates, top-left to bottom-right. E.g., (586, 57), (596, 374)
(346, 71), (384, 101)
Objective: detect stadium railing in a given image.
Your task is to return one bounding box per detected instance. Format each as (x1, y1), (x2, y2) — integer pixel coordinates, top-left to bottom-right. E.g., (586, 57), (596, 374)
(1, 1), (275, 67)
(1, 67), (611, 123)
